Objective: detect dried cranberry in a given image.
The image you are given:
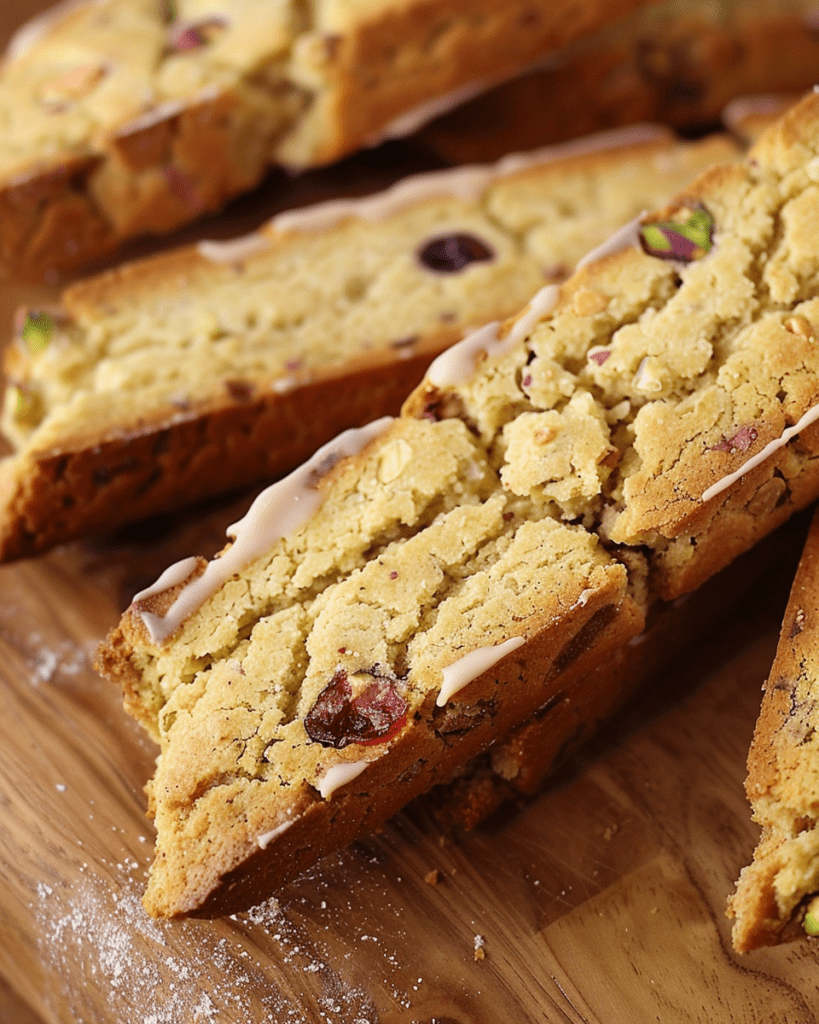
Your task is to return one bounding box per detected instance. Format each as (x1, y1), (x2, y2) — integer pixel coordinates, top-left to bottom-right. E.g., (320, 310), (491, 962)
(167, 17), (227, 51)
(163, 166), (202, 209)
(711, 425), (758, 454)
(305, 670), (408, 749)
(417, 233), (494, 274)
(225, 379), (254, 402)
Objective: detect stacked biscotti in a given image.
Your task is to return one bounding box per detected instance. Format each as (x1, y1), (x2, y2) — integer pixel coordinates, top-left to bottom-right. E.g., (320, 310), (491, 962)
(97, 91), (819, 919)
(729, 509), (819, 951)
(421, 0), (819, 163)
(0, 125), (736, 561)
(0, 0), (657, 280)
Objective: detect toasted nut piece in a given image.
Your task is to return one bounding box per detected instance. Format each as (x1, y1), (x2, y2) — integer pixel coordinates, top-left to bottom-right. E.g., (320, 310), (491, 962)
(785, 315), (815, 340)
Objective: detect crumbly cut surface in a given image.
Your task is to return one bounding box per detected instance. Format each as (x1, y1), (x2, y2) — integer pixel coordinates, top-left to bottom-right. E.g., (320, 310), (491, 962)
(0, 127), (736, 561)
(0, 0), (654, 279)
(729, 507), (819, 951)
(97, 93), (819, 919)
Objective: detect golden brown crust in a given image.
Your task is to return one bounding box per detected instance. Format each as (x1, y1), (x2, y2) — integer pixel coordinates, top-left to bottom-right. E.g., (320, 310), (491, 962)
(294, 0), (653, 164)
(420, 1), (819, 164)
(0, 0), (655, 281)
(156, 579), (643, 918)
(0, 340), (454, 561)
(441, 516), (805, 830)
(2, 128), (736, 562)
(92, 87), (819, 922)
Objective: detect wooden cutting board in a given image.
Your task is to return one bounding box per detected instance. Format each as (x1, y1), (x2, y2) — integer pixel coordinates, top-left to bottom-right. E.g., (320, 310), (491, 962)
(2, 5), (819, 1021)
(2, 500), (819, 1024)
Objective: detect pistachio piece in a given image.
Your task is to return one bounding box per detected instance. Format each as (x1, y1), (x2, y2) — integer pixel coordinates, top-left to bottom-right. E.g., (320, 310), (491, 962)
(640, 203), (714, 262)
(20, 311), (53, 354)
(8, 383), (41, 423)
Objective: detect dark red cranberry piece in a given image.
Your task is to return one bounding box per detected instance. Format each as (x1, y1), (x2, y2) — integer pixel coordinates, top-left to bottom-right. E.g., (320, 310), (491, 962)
(710, 425), (758, 454)
(305, 670), (407, 749)
(417, 233), (495, 274)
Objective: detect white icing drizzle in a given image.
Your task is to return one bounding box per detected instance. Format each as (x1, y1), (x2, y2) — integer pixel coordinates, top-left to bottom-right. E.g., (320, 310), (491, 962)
(135, 417), (393, 644)
(436, 636), (526, 707)
(196, 232), (270, 264)
(426, 284), (559, 388)
(701, 401), (819, 503)
(370, 77), (500, 143)
(6, 0), (102, 60)
(722, 94), (795, 136)
(575, 214), (646, 270)
(272, 125), (667, 238)
(317, 760), (368, 800)
(133, 556), (200, 604)
(256, 819), (294, 849)
(273, 166), (493, 236)
(425, 321), (500, 389)
(113, 99), (188, 138)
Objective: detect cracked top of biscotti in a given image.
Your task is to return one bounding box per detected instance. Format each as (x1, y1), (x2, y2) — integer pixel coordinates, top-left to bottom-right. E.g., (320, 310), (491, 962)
(96, 92), (819, 919)
(0, 0), (656, 278)
(0, 127), (734, 466)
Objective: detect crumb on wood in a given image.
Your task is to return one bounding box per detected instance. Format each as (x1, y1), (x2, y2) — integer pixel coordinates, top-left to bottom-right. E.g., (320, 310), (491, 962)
(473, 934), (486, 961)
(424, 868), (441, 886)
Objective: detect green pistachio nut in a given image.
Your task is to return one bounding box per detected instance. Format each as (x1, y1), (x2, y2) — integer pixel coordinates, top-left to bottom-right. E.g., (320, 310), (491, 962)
(804, 902), (819, 936)
(21, 311), (53, 354)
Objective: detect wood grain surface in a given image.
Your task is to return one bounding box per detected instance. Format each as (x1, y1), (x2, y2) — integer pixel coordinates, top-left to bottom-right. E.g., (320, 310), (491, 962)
(3, 3), (819, 1022)
(2, 503), (819, 1023)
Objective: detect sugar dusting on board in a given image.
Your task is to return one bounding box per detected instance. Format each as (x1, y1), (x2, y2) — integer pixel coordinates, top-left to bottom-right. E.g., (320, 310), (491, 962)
(31, 861), (379, 1023)
(25, 632), (88, 685)
(28, 793), (486, 1019)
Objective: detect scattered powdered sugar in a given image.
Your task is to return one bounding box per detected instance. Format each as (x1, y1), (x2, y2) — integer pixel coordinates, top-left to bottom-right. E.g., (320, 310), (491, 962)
(25, 633), (88, 685)
(31, 866), (380, 1023)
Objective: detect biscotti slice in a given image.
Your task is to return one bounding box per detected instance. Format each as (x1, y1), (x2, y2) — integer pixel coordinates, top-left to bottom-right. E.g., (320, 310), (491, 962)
(98, 91), (819, 918)
(728, 507), (819, 952)
(99, 413), (645, 917)
(420, 0), (819, 164)
(722, 94), (804, 147)
(0, 0), (658, 280)
(0, 126), (737, 562)
(436, 514), (807, 831)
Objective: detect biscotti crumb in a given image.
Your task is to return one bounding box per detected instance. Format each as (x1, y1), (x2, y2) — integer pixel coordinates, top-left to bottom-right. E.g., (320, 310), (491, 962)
(424, 869), (441, 886)
(473, 935), (486, 961)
